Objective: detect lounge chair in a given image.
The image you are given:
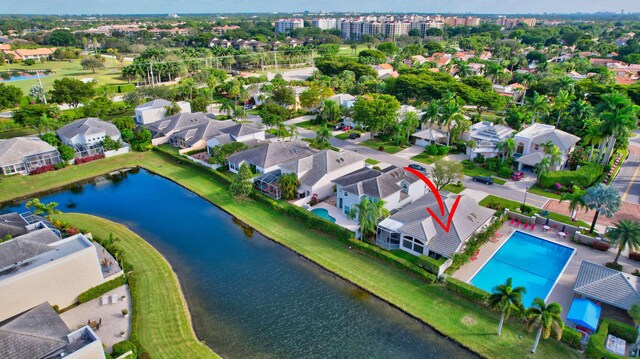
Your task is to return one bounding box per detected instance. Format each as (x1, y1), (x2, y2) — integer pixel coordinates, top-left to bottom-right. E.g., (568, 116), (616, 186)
(496, 233), (503, 237)
(523, 223), (529, 229)
(516, 221), (521, 227)
(100, 296), (109, 306)
(490, 236), (499, 243)
(530, 224), (535, 231)
(110, 294), (118, 304)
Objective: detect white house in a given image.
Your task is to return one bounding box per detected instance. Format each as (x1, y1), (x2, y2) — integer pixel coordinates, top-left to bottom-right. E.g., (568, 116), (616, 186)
(0, 302), (106, 359)
(513, 123), (581, 171)
(332, 166), (427, 217)
(134, 99), (191, 125)
(226, 140), (318, 174)
(145, 112), (215, 146)
(56, 118), (121, 147)
(327, 93), (356, 109)
(377, 194), (495, 259)
(206, 123), (266, 152)
(464, 121), (514, 160)
(0, 229), (106, 321)
(279, 150), (365, 200)
(0, 137), (62, 175)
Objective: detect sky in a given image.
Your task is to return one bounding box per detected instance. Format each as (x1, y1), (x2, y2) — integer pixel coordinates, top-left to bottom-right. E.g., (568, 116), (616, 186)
(0, 0), (639, 15)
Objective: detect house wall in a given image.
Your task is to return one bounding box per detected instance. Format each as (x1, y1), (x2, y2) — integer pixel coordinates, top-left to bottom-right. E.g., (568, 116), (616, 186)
(135, 102), (191, 125)
(335, 184), (362, 216)
(0, 239), (105, 321)
(293, 159), (366, 200)
(66, 327), (106, 359)
(60, 131), (119, 147)
(104, 146), (130, 158)
(236, 132), (266, 142)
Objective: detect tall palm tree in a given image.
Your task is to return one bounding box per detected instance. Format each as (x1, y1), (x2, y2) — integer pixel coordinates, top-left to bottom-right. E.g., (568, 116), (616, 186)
(525, 298), (564, 353)
(606, 220), (640, 265)
(403, 111), (420, 144)
(560, 186), (586, 221)
(534, 157), (551, 183)
(596, 91), (638, 165)
(349, 198), (390, 240)
(421, 101), (439, 129)
(488, 278), (526, 336)
(288, 124), (299, 140)
(542, 143), (562, 169)
(582, 122), (603, 163)
(466, 140), (477, 160)
(496, 138), (517, 161)
(582, 184), (622, 234)
(553, 89), (572, 127)
(526, 91), (550, 125)
(314, 124), (331, 149)
(218, 98), (235, 118)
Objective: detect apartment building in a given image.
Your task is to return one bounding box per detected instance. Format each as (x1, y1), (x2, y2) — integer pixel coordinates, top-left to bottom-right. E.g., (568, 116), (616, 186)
(275, 18), (304, 34)
(496, 16), (537, 28)
(311, 18), (337, 30)
(444, 16), (481, 27)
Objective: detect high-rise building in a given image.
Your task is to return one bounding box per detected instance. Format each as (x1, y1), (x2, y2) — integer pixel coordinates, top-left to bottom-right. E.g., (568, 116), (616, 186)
(312, 18), (337, 30)
(275, 18), (304, 34)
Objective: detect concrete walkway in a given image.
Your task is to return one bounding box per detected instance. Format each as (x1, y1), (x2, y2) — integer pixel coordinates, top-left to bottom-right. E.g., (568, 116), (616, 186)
(60, 285), (131, 353)
(395, 145), (425, 160)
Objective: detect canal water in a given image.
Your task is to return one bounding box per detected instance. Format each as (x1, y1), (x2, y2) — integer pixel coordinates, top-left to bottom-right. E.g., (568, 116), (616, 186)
(2, 169), (475, 359)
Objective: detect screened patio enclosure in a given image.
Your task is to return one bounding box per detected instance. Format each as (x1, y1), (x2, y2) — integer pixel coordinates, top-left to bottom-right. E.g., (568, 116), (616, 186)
(254, 170), (282, 199)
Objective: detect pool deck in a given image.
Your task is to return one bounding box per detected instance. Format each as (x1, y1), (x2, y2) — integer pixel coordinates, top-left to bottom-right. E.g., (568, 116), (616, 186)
(454, 223), (640, 320)
(310, 202), (359, 232)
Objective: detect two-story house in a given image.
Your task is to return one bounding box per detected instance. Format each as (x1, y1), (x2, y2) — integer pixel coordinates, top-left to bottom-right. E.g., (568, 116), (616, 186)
(463, 121), (514, 160)
(332, 166), (427, 217)
(56, 118), (122, 149)
(134, 99), (191, 125)
(513, 123), (581, 171)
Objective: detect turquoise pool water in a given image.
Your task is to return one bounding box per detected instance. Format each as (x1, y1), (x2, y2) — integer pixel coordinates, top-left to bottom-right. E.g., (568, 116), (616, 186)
(311, 208), (337, 223)
(470, 231), (574, 307)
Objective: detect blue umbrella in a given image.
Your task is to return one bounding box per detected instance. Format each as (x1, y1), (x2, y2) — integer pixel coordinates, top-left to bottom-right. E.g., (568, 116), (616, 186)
(561, 225), (566, 232)
(545, 218), (549, 226)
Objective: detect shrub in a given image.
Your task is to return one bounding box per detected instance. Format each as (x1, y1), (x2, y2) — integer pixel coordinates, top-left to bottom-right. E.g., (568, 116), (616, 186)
(592, 241), (611, 251)
(417, 255), (446, 275)
(378, 146), (384, 151)
(445, 277), (489, 303)
(29, 164), (56, 175)
(54, 162), (67, 170)
(426, 145), (438, 155)
(436, 145), (449, 155)
(587, 318), (634, 359)
(52, 305), (60, 314)
(629, 252), (640, 261)
(78, 276), (127, 303)
(74, 153), (105, 165)
(607, 320), (638, 343)
(605, 262), (623, 271)
(24, 59), (36, 66)
(473, 153), (485, 163)
(485, 157), (501, 172)
(539, 163), (603, 189)
(561, 327), (582, 349)
(634, 269), (640, 277)
(497, 166), (513, 179)
(111, 340), (137, 357)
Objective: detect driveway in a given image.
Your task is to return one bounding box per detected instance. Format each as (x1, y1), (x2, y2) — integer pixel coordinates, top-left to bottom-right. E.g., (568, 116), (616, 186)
(395, 145), (425, 160)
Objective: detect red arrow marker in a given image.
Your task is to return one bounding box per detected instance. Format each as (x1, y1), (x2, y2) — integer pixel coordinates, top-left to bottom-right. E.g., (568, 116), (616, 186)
(404, 167), (462, 233)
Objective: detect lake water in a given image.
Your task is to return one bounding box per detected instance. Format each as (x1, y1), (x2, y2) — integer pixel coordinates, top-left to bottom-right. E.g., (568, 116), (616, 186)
(0, 73), (49, 82)
(2, 168), (475, 359)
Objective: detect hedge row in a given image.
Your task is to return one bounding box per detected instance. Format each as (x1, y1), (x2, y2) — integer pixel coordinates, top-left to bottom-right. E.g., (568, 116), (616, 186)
(418, 255), (446, 276)
(345, 238), (437, 284)
(77, 275), (127, 304)
(445, 277), (489, 303)
(587, 318), (631, 359)
(561, 327), (583, 349)
(111, 340), (137, 357)
(607, 319), (638, 343)
(539, 164), (603, 189)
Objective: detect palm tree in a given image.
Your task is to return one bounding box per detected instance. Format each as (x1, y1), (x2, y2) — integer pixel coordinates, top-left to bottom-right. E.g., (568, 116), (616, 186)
(629, 302), (640, 329)
(288, 124), (299, 140)
(582, 122), (603, 163)
(534, 157), (551, 183)
(596, 91), (638, 165)
(488, 278), (526, 335)
(421, 101), (439, 129)
(164, 102), (181, 116)
(277, 173), (300, 200)
(606, 220), (640, 265)
(218, 98), (235, 118)
(403, 111), (420, 144)
(542, 142), (562, 169)
(314, 124), (331, 149)
(553, 89), (572, 127)
(526, 91), (550, 125)
(349, 198), (390, 240)
(25, 198), (60, 219)
(496, 138), (517, 161)
(525, 298), (564, 353)
(560, 186), (586, 221)
(582, 184), (622, 234)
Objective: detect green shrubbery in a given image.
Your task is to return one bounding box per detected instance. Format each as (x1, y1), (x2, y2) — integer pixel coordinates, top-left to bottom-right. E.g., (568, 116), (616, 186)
(607, 320), (638, 343)
(539, 164), (603, 189)
(497, 166), (513, 179)
(77, 275), (127, 303)
(426, 145), (438, 155)
(436, 146), (449, 155)
(111, 340), (137, 357)
(561, 327), (583, 349)
(445, 277), (489, 303)
(587, 318), (634, 359)
(418, 255), (446, 275)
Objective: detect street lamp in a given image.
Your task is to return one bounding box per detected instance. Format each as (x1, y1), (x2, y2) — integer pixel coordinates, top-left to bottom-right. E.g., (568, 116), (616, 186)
(522, 186), (530, 212)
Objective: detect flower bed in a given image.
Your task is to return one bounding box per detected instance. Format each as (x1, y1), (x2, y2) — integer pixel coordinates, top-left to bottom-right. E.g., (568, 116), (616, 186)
(74, 153), (105, 165)
(29, 164), (56, 175)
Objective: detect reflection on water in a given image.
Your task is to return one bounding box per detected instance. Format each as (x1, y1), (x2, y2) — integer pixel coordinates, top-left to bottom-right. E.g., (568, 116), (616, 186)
(2, 169), (476, 359)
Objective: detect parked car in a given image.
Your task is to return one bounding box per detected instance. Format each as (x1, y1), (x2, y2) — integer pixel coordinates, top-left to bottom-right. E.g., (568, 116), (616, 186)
(472, 176), (494, 185)
(408, 164), (427, 172)
(342, 125), (352, 131)
(348, 132), (361, 139)
(511, 171), (524, 181)
(333, 123), (344, 131)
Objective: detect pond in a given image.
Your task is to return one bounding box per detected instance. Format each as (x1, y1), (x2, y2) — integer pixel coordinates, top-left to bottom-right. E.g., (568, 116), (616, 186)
(2, 169), (475, 359)
(0, 72), (50, 82)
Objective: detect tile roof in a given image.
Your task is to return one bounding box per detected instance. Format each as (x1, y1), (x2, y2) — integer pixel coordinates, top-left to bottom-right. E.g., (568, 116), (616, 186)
(515, 123), (580, 151)
(0, 213), (29, 239)
(516, 152), (545, 167)
(0, 228), (60, 270)
(380, 194), (495, 257)
(170, 119), (236, 147)
(573, 261), (640, 311)
(339, 167), (420, 199)
(0, 137), (58, 166)
(281, 150), (364, 188)
(227, 140), (318, 169)
(146, 112), (213, 137)
(135, 98), (172, 110)
(0, 302), (70, 359)
(56, 118), (120, 140)
(220, 123), (263, 138)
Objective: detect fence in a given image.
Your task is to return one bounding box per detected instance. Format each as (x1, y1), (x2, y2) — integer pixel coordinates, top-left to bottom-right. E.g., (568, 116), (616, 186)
(104, 145), (130, 158)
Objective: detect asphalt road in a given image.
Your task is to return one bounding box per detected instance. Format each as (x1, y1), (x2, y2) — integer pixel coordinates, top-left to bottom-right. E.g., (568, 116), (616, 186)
(611, 130), (640, 204)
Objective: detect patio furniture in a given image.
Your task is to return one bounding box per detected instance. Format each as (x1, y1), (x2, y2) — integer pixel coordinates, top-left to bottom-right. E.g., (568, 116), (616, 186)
(606, 334), (626, 356)
(530, 224), (535, 231)
(509, 218), (515, 225)
(543, 225), (550, 232)
(111, 294), (118, 304)
(100, 295), (109, 306)
(523, 223), (529, 229)
(516, 221), (521, 227)
(558, 232), (567, 239)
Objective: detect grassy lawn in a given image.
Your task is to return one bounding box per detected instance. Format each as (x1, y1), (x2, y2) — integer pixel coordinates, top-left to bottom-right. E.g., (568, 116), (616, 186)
(411, 152), (445, 165)
(461, 161), (507, 185)
(360, 139), (407, 154)
(336, 44), (369, 58)
(527, 185), (562, 200)
(54, 213), (218, 359)
(2, 58), (131, 93)
(479, 195), (589, 228)
(443, 183), (466, 194)
(365, 158), (380, 165)
(0, 151), (580, 359)
(295, 120), (321, 131)
(334, 130), (361, 140)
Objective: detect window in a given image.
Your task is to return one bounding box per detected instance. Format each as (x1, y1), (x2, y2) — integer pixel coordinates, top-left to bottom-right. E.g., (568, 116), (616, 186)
(401, 181), (409, 194)
(402, 235), (425, 254)
(534, 144), (539, 151)
(344, 205), (350, 215)
(339, 198), (343, 209)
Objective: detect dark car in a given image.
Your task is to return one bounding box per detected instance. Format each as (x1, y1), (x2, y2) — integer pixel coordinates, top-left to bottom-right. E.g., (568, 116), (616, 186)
(472, 176), (494, 185)
(348, 132), (361, 139)
(333, 123), (344, 131)
(408, 164), (427, 172)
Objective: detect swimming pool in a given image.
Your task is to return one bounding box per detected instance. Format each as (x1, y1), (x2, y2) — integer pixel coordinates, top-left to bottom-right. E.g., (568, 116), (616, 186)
(310, 208), (337, 223)
(470, 231), (574, 307)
